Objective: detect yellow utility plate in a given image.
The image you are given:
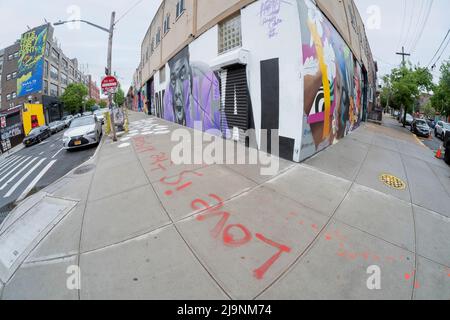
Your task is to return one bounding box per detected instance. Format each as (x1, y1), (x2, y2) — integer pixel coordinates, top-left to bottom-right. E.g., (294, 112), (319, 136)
(379, 174), (407, 190)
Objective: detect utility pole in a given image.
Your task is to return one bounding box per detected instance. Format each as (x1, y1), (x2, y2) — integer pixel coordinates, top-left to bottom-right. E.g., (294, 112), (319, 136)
(54, 12), (118, 141)
(107, 11), (117, 142)
(396, 46), (411, 127)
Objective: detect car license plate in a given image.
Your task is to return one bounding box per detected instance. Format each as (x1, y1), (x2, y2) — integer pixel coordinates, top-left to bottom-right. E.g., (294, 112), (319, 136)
(74, 140), (81, 146)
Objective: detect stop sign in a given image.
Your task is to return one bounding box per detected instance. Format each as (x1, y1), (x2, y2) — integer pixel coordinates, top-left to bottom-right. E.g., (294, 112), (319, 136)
(101, 76), (119, 93)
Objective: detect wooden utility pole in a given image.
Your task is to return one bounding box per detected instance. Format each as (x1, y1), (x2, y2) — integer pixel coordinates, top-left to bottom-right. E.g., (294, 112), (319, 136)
(396, 46), (411, 127)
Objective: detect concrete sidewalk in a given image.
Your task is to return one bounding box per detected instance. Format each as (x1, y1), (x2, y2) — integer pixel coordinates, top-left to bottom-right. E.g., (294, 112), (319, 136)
(0, 111), (449, 300)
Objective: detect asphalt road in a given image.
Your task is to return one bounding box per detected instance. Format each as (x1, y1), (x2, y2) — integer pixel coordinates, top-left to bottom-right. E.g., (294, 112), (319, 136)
(417, 130), (444, 153)
(0, 128), (98, 224)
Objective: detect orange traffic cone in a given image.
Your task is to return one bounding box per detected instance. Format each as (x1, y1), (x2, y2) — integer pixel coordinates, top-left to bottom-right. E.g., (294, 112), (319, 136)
(436, 147), (442, 159)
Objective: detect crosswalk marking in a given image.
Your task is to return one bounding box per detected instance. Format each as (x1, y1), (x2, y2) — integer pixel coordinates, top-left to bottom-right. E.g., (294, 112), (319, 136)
(16, 160), (57, 202)
(0, 156), (18, 170)
(0, 157), (24, 176)
(0, 158), (38, 190)
(0, 156), (23, 173)
(4, 158), (47, 198)
(0, 157), (32, 184)
(0, 156), (28, 178)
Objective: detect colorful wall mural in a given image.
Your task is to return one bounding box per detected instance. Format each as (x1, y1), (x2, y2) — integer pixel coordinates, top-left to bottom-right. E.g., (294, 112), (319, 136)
(163, 46), (226, 134)
(298, 0), (364, 160)
(17, 25), (48, 97)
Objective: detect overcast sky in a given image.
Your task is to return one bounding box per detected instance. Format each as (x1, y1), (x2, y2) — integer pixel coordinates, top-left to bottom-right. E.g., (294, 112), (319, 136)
(1, 0), (449, 89)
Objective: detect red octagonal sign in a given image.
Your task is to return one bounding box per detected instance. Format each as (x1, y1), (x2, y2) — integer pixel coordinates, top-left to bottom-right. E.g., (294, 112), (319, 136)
(101, 76), (119, 93)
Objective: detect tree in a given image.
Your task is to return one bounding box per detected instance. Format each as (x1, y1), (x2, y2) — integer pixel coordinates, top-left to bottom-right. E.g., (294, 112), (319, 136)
(423, 101), (436, 119)
(382, 64), (433, 126)
(114, 85), (125, 107)
(431, 60), (450, 117)
(61, 83), (88, 115)
(99, 100), (107, 108)
(85, 98), (97, 111)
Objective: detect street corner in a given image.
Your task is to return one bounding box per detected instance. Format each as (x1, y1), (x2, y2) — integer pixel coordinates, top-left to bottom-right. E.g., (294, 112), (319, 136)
(79, 225), (228, 300)
(175, 185), (330, 300)
(259, 220), (415, 300)
(1, 255), (79, 300)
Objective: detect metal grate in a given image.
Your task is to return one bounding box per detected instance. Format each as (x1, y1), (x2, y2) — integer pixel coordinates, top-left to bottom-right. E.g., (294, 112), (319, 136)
(379, 174), (407, 190)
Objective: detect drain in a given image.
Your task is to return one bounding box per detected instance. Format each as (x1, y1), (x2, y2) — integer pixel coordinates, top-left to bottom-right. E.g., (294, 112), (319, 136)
(379, 174), (407, 190)
(74, 164), (96, 175)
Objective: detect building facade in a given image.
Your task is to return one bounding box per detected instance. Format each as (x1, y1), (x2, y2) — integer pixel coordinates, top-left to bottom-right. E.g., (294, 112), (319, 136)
(88, 75), (101, 103)
(0, 23), (89, 153)
(135, 0), (378, 162)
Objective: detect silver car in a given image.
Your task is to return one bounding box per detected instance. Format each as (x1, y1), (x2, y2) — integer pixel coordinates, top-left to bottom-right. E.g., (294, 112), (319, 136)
(49, 121), (66, 134)
(63, 115), (102, 150)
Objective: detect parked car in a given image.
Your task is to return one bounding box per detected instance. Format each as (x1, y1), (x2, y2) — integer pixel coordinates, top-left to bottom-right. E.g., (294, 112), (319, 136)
(62, 115), (74, 128)
(63, 115), (102, 150)
(411, 119), (431, 137)
(23, 126), (51, 147)
(400, 113), (414, 126)
(83, 111), (93, 116)
(48, 121), (66, 134)
(426, 119), (436, 129)
(435, 121), (450, 140)
(94, 109), (106, 125)
(444, 131), (450, 165)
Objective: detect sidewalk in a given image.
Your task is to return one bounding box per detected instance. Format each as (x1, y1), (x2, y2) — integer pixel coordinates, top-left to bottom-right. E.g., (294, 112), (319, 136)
(0, 111), (449, 300)
(0, 143), (24, 162)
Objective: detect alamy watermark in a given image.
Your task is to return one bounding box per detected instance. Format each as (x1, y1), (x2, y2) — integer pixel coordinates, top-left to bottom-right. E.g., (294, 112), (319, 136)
(169, 122), (280, 176)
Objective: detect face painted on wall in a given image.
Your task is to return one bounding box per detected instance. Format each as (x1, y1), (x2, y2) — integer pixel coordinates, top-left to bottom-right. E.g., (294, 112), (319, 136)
(169, 54), (191, 126)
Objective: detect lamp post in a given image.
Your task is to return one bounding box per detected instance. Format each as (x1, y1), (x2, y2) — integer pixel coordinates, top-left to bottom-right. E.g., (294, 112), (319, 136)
(54, 12), (117, 141)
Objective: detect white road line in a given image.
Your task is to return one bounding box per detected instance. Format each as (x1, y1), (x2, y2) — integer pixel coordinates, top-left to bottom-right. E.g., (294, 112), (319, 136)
(0, 156), (18, 170)
(0, 156), (32, 184)
(51, 148), (64, 159)
(16, 160), (57, 202)
(0, 156), (28, 177)
(39, 152), (44, 156)
(0, 157), (39, 190)
(4, 158), (46, 198)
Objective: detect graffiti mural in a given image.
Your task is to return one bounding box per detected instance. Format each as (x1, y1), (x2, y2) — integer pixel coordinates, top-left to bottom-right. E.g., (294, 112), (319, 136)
(260, 0), (283, 38)
(163, 46), (226, 133)
(298, 0), (363, 160)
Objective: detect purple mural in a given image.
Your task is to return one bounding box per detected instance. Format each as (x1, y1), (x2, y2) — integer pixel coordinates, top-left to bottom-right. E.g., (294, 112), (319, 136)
(163, 46), (226, 134)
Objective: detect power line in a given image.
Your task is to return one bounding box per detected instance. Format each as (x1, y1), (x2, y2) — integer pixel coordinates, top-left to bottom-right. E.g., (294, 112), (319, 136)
(409, 0), (434, 53)
(397, 0), (407, 52)
(427, 29), (450, 67)
(405, 0), (427, 51)
(402, 0), (419, 49)
(430, 34), (450, 70)
(115, 0), (146, 25)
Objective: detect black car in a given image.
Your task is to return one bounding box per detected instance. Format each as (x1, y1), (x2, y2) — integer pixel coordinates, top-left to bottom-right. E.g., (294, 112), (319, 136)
(23, 126), (51, 147)
(444, 131), (450, 165)
(410, 119), (431, 138)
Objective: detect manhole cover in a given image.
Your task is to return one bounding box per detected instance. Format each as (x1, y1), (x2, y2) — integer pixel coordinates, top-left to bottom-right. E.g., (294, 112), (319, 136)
(74, 164), (96, 175)
(379, 174), (407, 190)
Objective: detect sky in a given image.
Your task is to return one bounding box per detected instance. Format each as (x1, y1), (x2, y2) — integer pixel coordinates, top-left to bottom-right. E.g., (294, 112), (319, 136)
(0, 0), (163, 91)
(354, 0), (450, 84)
(1, 0), (449, 89)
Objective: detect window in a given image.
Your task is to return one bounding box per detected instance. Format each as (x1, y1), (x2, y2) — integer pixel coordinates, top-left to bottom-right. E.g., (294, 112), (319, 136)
(44, 60), (49, 77)
(6, 74), (11, 81)
(219, 14), (242, 54)
(44, 80), (48, 94)
(51, 48), (60, 61)
(13, 52), (19, 59)
(61, 73), (68, 85)
(163, 14), (170, 34)
(45, 42), (50, 57)
(50, 83), (58, 96)
(12, 92), (16, 99)
(151, 38), (155, 54)
(12, 72), (17, 79)
(176, 0), (185, 18)
(6, 94), (11, 101)
(8, 54), (13, 61)
(156, 28), (161, 46)
(70, 66), (74, 76)
(50, 65), (58, 80)
(62, 59), (68, 69)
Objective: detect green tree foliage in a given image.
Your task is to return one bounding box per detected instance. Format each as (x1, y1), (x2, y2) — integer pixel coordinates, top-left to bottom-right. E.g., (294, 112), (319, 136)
(61, 83), (88, 115)
(431, 60), (450, 117)
(422, 101), (436, 119)
(114, 85), (125, 107)
(99, 100), (107, 108)
(85, 98), (97, 111)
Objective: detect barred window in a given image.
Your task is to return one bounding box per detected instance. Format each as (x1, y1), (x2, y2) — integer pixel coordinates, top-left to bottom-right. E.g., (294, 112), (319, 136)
(219, 15), (242, 54)
(176, 0), (185, 18)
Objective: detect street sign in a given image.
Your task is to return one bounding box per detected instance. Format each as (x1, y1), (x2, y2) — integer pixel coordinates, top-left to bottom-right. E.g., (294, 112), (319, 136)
(101, 75), (119, 94)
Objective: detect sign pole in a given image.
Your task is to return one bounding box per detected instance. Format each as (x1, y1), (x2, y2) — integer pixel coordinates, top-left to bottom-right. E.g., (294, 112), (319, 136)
(107, 12), (117, 142)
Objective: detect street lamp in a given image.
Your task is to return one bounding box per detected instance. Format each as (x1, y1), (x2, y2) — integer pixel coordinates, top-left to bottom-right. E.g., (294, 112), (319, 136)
(53, 13), (118, 142)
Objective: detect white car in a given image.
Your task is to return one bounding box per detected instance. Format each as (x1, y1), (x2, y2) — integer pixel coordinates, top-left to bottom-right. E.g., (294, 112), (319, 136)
(61, 115), (74, 128)
(63, 115), (102, 150)
(435, 121), (450, 140)
(94, 109), (107, 125)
